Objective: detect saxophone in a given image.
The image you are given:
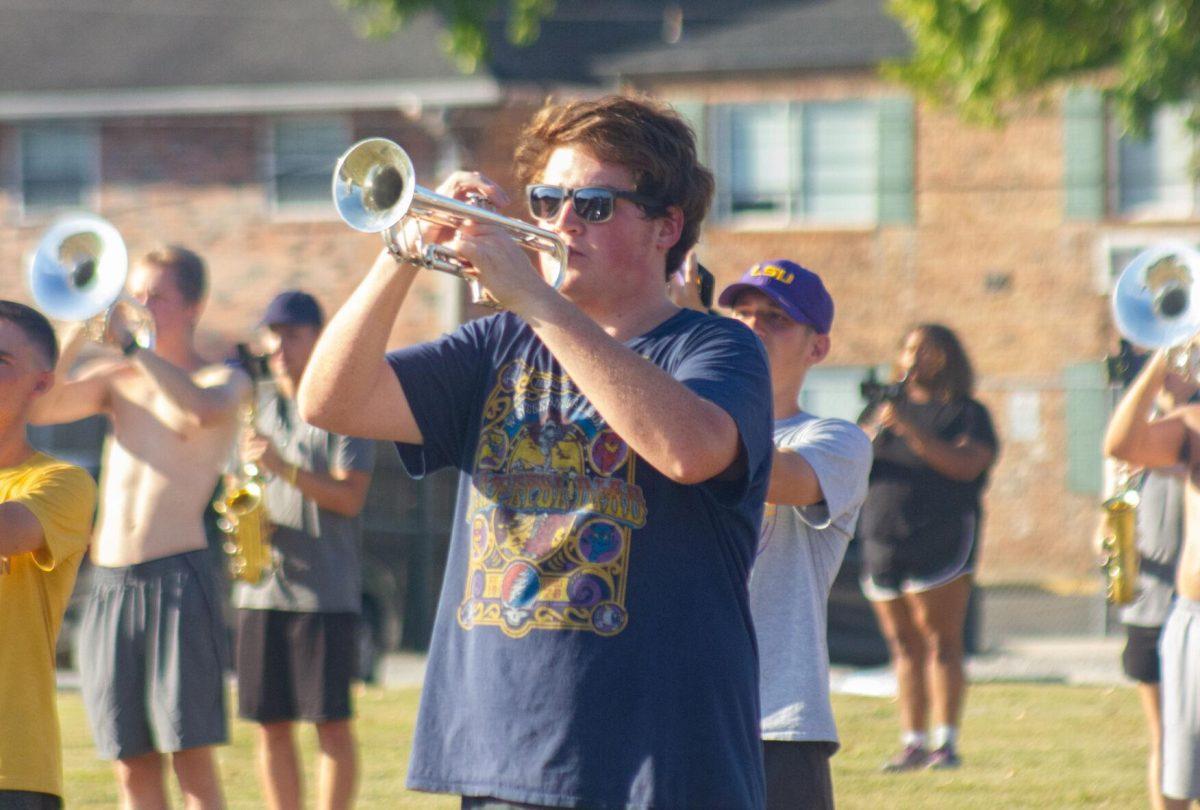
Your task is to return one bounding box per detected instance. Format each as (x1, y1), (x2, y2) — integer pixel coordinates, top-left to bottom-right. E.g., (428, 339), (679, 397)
(213, 349), (275, 584)
(1100, 467), (1141, 606)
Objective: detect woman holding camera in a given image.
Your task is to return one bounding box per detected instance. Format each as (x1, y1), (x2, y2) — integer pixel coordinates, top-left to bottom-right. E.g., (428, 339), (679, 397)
(858, 324), (998, 772)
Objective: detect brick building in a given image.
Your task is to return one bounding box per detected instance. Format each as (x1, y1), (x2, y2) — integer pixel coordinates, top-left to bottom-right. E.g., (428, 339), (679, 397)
(1, 0), (1182, 609)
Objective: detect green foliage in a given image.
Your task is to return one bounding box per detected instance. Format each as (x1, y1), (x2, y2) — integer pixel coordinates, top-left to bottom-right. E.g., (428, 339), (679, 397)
(339, 0), (557, 73)
(885, 0), (1200, 135)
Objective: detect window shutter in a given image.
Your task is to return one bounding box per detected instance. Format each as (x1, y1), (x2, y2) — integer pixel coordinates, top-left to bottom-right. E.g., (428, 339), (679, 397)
(1064, 362), (1109, 493)
(1063, 87), (1106, 221)
(877, 97), (915, 225)
(21, 125), (94, 212)
(273, 117), (350, 208)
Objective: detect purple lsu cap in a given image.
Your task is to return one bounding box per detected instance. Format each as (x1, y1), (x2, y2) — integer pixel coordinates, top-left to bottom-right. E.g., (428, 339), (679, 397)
(259, 290), (324, 329)
(717, 259), (834, 334)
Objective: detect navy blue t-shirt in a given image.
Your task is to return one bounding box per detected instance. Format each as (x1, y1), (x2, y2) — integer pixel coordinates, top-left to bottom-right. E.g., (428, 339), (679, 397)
(387, 308), (772, 809)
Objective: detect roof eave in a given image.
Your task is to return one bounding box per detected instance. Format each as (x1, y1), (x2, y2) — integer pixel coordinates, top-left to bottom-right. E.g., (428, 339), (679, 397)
(0, 78), (504, 121)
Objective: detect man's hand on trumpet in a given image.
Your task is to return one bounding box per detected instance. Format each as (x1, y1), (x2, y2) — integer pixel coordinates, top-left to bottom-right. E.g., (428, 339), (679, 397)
(417, 170), (551, 312)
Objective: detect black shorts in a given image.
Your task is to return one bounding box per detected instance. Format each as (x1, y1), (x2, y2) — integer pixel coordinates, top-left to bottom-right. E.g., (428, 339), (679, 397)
(763, 740), (835, 810)
(1122, 623), (1164, 684)
(235, 609), (358, 724)
(861, 513), (979, 602)
(0, 791), (62, 810)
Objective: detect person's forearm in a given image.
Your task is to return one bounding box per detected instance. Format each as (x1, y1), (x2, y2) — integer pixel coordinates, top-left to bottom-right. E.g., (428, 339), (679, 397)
(131, 349), (230, 427)
(0, 503), (45, 556)
(298, 253), (419, 434)
(1104, 350), (1168, 461)
(519, 294), (739, 484)
(765, 448), (824, 506)
(898, 427), (991, 482)
(268, 460), (368, 517)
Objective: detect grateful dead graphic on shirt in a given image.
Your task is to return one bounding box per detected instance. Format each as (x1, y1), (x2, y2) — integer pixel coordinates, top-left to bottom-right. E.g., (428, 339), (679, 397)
(459, 359), (646, 638)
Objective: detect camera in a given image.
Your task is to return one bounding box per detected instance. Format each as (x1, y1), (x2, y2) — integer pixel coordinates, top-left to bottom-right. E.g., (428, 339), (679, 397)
(230, 342), (271, 383)
(860, 368), (905, 406)
(1104, 339), (1147, 388)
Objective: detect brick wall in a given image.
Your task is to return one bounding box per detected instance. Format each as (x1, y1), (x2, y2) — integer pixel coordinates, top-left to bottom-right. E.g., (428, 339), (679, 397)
(639, 72), (1121, 583)
(0, 81), (1145, 584)
(0, 106), (537, 357)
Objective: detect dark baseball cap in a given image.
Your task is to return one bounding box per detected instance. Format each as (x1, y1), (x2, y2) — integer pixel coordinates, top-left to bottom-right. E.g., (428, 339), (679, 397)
(717, 259), (834, 334)
(259, 290), (324, 329)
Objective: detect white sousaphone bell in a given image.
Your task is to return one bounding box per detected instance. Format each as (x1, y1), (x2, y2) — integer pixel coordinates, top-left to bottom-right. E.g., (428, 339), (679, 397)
(1112, 241), (1200, 372)
(28, 213), (155, 350)
(332, 138), (568, 306)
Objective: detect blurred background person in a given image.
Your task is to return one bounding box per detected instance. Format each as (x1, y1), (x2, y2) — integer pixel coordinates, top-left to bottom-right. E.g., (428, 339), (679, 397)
(857, 324), (999, 772)
(1106, 363), (1193, 810)
(0, 301), (97, 810)
(30, 246), (246, 809)
(666, 249), (715, 314)
(233, 291), (375, 810)
(1105, 345), (1200, 808)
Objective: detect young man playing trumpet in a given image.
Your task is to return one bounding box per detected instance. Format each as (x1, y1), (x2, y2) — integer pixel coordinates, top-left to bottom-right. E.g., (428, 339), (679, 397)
(0, 301), (97, 810)
(32, 247), (247, 810)
(300, 95), (773, 808)
(1107, 350), (1200, 808)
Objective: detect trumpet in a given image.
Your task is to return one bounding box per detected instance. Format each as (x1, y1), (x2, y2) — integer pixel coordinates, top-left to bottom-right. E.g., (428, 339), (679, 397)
(1111, 241), (1200, 376)
(331, 138), (568, 306)
(28, 213), (155, 350)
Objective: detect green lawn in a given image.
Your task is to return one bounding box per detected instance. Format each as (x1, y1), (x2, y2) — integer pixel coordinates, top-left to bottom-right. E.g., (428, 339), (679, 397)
(60, 682), (1146, 808)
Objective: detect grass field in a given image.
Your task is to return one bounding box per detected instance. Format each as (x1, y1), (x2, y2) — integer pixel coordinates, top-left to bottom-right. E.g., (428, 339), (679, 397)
(59, 682), (1147, 808)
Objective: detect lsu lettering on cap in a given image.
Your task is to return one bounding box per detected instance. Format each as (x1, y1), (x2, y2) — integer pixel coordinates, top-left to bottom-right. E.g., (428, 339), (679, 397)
(717, 259), (834, 334)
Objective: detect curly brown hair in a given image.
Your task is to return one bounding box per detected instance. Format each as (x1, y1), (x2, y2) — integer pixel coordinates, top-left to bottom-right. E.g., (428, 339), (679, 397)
(513, 94), (714, 280)
(910, 323), (975, 400)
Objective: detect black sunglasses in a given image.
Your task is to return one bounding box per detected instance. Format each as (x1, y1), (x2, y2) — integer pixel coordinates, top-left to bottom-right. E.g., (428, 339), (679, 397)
(526, 184), (665, 224)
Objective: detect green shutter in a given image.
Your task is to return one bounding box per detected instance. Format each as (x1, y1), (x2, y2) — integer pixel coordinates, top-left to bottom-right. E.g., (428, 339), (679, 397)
(1064, 362), (1109, 494)
(671, 100), (708, 168)
(1063, 87), (1106, 220)
(877, 97), (915, 224)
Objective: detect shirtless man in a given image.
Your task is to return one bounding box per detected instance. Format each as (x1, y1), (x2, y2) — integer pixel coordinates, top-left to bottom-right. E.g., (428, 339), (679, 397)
(32, 246), (247, 810)
(1106, 350), (1200, 808)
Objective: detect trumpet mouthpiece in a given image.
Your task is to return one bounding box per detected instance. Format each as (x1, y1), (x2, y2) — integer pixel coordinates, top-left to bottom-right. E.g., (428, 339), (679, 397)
(364, 165), (404, 213)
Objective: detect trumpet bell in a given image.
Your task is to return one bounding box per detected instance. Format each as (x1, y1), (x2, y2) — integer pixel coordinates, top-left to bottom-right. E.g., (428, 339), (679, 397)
(1112, 242), (1200, 349)
(28, 214), (128, 322)
(330, 137), (569, 301)
(332, 138), (416, 233)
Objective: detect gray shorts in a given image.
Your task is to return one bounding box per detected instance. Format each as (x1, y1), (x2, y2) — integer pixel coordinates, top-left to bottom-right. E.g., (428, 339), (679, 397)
(1161, 596), (1200, 800)
(80, 549), (229, 761)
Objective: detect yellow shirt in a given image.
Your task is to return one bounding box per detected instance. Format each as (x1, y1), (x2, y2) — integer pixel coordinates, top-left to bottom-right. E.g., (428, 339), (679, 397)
(0, 452), (96, 798)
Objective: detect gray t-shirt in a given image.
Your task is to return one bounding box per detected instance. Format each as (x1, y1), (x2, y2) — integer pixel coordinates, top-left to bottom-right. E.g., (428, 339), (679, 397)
(1121, 469), (1184, 628)
(748, 412), (872, 746)
(234, 394), (376, 613)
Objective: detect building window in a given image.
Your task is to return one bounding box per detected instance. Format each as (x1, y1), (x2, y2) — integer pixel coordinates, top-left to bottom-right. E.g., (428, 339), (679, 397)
(20, 124), (97, 215)
(269, 117), (352, 213)
(799, 365), (881, 423)
(1115, 105), (1196, 219)
(712, 101), (883, 226)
